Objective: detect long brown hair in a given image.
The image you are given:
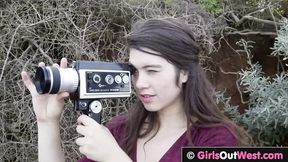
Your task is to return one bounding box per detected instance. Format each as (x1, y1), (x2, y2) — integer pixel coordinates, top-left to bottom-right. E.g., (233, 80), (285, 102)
(122, 18), (252, 155)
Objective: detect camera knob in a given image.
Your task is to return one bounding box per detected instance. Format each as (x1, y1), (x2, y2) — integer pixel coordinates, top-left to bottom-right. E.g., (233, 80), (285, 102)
(89, 100), (102, 114)
(93, 74), (101, 84)
(122, 74), (129, 84)
(105, 74), (114, 85)
(115, 75), (122, 84)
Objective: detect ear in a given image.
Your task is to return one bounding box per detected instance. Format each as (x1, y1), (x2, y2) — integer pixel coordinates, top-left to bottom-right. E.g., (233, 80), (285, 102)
(179, 70), (189, 83)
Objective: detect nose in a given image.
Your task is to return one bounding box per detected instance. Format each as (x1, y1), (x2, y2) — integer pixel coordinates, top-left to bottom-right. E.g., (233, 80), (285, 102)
(133, 73), (150, 90)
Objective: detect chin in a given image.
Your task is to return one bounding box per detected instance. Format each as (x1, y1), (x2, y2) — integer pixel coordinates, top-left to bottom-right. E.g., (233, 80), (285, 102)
(143, 104), (161, 112)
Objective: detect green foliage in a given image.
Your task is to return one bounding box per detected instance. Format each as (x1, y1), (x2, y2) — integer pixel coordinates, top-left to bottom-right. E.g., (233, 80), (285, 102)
(272, 2), (287, 16)
(162, 0), (177, 8)
(0, 0), (225, 161)
(239, 63), (288, 146)
(245, 0), (268, 9)
(199, 0), (223, 15)
(214, 90), (242, 123)
(271, 18), (288, 63)
(217, 20), (288, 146)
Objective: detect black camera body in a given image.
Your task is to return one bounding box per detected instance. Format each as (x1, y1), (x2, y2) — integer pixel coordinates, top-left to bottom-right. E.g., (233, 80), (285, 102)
(34, 61), (132, 123)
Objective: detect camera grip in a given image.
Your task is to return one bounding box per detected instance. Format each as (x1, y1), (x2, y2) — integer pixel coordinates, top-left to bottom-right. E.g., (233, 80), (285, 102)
(75, 100), (102, 123)
(88, 111), (102, 123)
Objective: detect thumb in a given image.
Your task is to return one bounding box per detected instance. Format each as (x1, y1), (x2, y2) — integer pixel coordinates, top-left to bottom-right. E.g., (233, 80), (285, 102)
(56, 92), (70, 100)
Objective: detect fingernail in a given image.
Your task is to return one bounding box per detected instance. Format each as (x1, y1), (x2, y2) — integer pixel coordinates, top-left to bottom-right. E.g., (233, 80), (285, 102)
(21, 71), (26, 79)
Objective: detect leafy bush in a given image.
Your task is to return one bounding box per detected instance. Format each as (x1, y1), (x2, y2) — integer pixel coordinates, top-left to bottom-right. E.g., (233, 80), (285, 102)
(272, 18), (288, 63)
(0, 0), (225, 161)
(220, 19), (288, 146)
(199, 0), (223, 15)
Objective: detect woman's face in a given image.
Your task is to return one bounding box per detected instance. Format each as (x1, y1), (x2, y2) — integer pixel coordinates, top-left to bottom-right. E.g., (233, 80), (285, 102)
(129, 48), (188, 112)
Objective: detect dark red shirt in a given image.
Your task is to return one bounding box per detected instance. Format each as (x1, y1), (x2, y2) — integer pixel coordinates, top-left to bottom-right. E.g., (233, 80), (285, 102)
(78, 115), (237, 162)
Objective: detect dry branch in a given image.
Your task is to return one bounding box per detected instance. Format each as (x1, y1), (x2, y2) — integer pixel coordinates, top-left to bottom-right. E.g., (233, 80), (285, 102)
(227, 30), (277, 37)
(0, 0), (224, 161)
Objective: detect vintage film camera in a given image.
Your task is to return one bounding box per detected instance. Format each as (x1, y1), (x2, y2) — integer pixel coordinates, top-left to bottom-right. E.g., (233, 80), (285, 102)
(34, 61), (133, 123)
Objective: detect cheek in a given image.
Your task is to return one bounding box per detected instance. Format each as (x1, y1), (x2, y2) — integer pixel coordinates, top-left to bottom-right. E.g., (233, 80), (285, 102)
(153, 74), (180, 93)
(155, 81), (182, 108)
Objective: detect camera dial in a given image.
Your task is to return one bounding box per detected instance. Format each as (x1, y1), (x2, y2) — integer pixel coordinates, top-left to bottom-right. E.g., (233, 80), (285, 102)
(115, 75), (122, 84)
(105, 75), (114, 85)
(93, 74), (101, 84)
(89, 100), (102, 114)
(122, 75), (129, 84)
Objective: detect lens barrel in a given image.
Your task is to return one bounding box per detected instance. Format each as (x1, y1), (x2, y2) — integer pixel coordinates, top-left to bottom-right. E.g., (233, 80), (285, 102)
(34, 66), (79, 94)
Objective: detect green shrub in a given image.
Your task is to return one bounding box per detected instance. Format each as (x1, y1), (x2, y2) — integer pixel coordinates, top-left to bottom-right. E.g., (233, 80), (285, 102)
(199, 0), (223, 15)
(219, 19), (288, 146)
(0, 0), (225, 161)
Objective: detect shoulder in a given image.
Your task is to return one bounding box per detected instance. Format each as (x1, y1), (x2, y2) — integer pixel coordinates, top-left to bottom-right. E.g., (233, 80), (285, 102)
(192, 124), (237, 146)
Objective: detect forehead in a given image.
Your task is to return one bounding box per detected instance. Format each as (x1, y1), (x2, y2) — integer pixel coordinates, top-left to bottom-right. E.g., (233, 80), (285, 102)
(129, 48), (170, 68)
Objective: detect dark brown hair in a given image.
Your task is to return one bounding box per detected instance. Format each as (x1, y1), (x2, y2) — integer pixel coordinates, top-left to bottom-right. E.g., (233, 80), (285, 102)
(122, 18), (252, 155)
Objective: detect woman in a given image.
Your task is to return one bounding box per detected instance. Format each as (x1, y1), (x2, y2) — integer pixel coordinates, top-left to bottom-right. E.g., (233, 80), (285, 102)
(21, 18), (252, 162)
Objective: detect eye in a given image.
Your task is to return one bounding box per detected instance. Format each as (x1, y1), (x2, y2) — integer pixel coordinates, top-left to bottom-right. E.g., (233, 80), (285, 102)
(129, 64), (136, 75)
(132, 69), (139, 78)
(147, 69), (159, 74)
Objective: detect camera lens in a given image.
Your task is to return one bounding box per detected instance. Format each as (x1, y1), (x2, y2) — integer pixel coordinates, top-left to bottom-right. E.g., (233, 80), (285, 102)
(35, 67), (52, 94)
(34, 66), (79, 94)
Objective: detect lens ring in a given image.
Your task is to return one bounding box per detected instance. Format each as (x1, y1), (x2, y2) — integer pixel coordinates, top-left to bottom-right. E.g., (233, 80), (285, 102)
(50, 67), (61, 94)
(35, 67), (51, 94)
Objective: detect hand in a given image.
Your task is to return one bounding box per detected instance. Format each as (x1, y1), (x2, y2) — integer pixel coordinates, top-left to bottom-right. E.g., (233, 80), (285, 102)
(75, 115), (127, 162)
(21, 58), (70, 123)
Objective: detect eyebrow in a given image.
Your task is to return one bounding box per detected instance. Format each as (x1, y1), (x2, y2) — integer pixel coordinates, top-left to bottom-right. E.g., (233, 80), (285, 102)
(142, 65), (162, 69)
(129, 62), (162, 69)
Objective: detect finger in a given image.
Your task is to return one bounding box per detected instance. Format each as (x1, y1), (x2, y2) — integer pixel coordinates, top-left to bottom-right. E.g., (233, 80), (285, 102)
(56, 92), (69, 100)
(38, 62), (45, 67)
(52, 63), (59, 68)
(75, 137), (86, 146)
(60, 58), (68, 68)
(77, 114), (99, 127)
(76, 125), (88, 136)
(21, 71), (37, 94)
(78, 146), (87, 155)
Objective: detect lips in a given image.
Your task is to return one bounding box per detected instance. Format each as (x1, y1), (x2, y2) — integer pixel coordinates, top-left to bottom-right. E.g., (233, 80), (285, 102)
(139, 94), (156, 103)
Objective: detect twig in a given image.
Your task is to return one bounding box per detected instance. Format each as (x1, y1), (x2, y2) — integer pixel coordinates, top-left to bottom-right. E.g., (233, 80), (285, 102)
(227, 30), (277, 37)
(236, 78), (249, 104)
(219, 68), (248, 104)
(236, 15), (280, 27)
(219, 67), (239, 75)
(0, 24), (21, 82)
(82, 10), (93, 49)
(30, 40), (54, 64)
(229, 1), (282, 27)
(230, 12), (240, 23)
(29, 2), (42, 20)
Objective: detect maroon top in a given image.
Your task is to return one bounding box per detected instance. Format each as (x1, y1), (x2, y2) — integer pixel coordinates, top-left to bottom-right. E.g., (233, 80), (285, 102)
(78, 115), (237, 162)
